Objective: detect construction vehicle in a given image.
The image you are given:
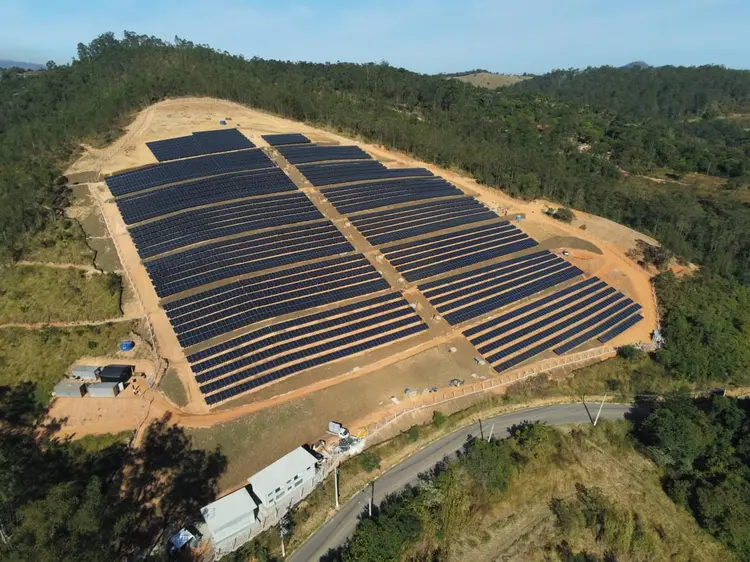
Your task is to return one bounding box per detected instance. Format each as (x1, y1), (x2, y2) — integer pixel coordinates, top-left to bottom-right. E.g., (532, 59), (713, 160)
(327, 421), (350, 438)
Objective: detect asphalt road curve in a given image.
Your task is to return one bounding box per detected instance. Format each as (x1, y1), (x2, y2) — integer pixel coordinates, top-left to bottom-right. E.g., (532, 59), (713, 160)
(289, 402), (632, 562)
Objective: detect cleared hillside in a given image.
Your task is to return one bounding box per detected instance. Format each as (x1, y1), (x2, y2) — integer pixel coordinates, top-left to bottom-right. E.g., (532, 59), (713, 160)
(451, 71), (531, 88)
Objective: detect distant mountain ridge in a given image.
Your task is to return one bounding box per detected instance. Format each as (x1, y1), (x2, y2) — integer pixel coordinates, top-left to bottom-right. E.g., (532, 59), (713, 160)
(621, 61), (651, 69)
(0, 59), (44, 70)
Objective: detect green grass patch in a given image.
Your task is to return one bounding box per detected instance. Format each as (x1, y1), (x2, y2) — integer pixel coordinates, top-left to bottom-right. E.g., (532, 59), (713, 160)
(0, 321), (137, 404)
(72, 430), (133, 452)
(0, 265), (122, 324)
(158, 369), (188, 407)
(20, 218), (95, 265)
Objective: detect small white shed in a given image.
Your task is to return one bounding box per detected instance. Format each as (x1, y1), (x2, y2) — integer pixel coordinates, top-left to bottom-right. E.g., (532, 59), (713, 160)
(201, 487), (259, 557)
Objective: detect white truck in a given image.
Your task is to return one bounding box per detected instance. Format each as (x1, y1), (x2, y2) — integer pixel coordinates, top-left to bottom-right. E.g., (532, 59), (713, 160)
(327, 421), (350, 438)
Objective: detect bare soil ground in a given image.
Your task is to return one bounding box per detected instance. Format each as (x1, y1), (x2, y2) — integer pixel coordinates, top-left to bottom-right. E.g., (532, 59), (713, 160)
(57, 97), (659, 463)
(451, 72), (532, 89)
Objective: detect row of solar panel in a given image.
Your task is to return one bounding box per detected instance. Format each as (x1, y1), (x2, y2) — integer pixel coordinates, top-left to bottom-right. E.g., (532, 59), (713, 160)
(351, 198), (499, 246)
(321, 177), (463, 214)
(147, 129), (255, 162)
(385, 222), (514, 261)
(277, 144), (372, 164)
(187, 293), (400, 364)
(421, 250), (557, 299)
(434, 260), (574, 316)
(443, 267), (583, 325)
(464, 275), (601, 337)
(492, 302), (642, 373)
(106, 149), (275, 196)
(190, 294), (407, 373)
(468, 277), (606, 345)
(116, 169), (298, 224)
(203, 323), (427, 405)
(197, 307), (419, 389)
(486, 295), (633, 363)
(428, 255), (566, 306)
(145, 223), (353, 298)
(553, 306), (642, 355)
(384, 223), (532, 276)
(163, 255), (390, 347)
(262, 133), (311, 146)
(298, 160), (433, 187)
(129, 192), (322, 259)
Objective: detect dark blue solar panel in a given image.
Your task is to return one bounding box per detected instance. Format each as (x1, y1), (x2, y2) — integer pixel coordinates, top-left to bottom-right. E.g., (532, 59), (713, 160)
(553, 304), (642, 354)
(129, 192), (323, 258)
(598, 313), (643, 343)
(147, 129), (255, 162)
(277, 144), (371, 164)
(299, 161), (432, 186)
(262, 133), (311, 146)
(116, 168), (297, 224)
(106, 149), (274, 195)
(442, 266), (583, 325)
(464, 277), (601, 337)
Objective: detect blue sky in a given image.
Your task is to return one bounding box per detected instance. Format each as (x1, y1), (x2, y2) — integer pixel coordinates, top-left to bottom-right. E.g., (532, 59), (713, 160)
(1, 0), (748, 73)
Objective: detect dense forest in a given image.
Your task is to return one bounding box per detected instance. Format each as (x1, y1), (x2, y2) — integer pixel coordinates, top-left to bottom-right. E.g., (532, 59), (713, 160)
(513, 65), (750, 119)
(0, 384), (225, 561)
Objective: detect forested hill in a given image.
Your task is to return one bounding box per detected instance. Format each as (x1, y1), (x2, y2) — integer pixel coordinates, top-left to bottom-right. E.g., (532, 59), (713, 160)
(512, 65), (750, 120)
(1, 32), (750, 283)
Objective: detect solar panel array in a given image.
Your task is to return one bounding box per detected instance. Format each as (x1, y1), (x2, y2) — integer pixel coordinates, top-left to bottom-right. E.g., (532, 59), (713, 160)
(298, 161), (433, 187)
(418, 251), (583, 325)
(382, 222), (538, 281)
(106, 149), (274, 196)
(320, 177), (463, 214)
(145, 221), (353, 297)
(129, 192), (323, 259)
(277, 144), (372, 164)
(463, 274), (643, 372)
(350, 198), (498, 246)
(164, 254), (391, 347)
(116, 169), (297, 224)
(262, 133), (311, 146)
(183, 293), (427, 404)
(147, 129), (255, 162)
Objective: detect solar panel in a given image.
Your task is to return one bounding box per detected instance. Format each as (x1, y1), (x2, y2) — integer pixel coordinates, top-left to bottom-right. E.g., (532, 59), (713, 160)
(298, 161), (432, 186)
(116, 168), (297, 224)
(147, 129), (255, 162)
(277, 144), (371, 164)
(262, 133), (311, 146)
(106, 149), (274, 195)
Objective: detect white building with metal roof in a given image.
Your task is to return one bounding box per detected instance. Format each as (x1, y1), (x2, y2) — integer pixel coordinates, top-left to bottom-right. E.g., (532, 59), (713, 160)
(200, 487), (259, 558)
(248, 446), (318, 513)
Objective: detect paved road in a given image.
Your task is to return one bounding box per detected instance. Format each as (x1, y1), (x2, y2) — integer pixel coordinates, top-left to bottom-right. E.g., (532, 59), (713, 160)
(289, 403), (632, 562)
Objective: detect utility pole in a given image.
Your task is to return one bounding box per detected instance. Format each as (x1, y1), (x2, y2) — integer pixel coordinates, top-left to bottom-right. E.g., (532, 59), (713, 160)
(593, 393), (608, 426)
(334, 465), (340, 509)
(487, 423), (495, 442)
(280, 528), (286, 558)
(368, 481), (373, 517)
(478, 418), (484, 441)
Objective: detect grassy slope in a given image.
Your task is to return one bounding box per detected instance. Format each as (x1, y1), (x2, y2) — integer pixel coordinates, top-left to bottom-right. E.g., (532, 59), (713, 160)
(20, 218), (96, 265)
(0, 264), (122, 324)
(452, 72), (532, 88)
(450, 422), (731, 561)
(0, 321), (136, 404)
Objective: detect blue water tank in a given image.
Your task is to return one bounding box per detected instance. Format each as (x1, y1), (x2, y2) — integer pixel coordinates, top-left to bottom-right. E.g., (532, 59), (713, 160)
(219, 120), (227, 125)
(119, 340), (135, 352)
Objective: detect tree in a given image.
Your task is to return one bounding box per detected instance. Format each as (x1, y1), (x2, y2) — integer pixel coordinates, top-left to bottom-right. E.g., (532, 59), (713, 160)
(460, 439), (515, 494)
(432, 410), (446, 428)
(359, 452), (381, 473)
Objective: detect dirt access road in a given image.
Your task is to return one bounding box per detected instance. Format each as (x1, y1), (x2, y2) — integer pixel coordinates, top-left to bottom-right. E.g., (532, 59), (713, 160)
(55, 97), (658, 456)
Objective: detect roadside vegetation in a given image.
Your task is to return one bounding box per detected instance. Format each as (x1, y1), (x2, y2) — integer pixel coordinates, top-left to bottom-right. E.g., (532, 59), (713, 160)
(0, 264), (122, 324)
(19, 217), (96, 265)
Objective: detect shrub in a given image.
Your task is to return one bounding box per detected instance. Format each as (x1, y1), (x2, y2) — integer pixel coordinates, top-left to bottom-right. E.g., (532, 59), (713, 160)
(432, 410), (446, 428)
(554, 207), (576, 223)
(407, 425), (420, 442)
(359, 451), (381, 473)
(616, 345), (642, 360)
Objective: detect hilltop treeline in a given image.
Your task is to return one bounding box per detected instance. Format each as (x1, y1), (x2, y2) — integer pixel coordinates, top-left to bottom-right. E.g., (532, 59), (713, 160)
(1, 32), (750, 280)
(514, 64), (750, 119)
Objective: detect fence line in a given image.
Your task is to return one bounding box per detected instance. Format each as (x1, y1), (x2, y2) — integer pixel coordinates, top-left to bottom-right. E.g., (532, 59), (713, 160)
(364, 345), (615, 441)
